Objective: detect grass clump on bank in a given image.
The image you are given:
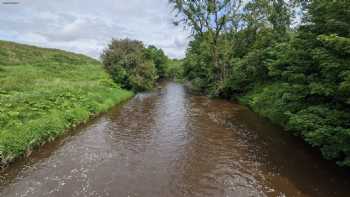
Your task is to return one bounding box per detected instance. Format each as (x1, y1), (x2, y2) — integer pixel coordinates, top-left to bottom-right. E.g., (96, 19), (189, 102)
(0, 40), (133, 165)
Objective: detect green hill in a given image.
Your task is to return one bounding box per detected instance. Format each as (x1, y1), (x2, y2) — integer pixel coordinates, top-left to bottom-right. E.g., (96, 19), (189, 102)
(0, 40), (133, 165)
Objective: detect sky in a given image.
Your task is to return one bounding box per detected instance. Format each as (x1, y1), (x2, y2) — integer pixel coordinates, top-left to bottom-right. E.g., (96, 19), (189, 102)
(0, 0), (190, 59)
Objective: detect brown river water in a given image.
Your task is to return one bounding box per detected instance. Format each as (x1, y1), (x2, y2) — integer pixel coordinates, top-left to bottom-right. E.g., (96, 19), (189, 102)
(0, 82), (349, 197)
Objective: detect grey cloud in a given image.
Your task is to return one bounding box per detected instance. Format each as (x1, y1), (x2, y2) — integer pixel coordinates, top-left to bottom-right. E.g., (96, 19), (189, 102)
(0, 0), (190, 58)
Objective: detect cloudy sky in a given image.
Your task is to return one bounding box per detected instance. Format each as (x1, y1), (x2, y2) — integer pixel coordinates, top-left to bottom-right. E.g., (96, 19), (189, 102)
(0, 0), (190, 59)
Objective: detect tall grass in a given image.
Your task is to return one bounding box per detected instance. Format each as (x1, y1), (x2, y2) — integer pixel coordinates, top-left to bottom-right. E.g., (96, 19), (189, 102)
(0, 40), (133, 165)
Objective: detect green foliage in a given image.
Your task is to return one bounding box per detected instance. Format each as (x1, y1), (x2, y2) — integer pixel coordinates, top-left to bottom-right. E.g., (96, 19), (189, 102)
(223, 48), (269, 96)
(182, 35), (217, 93)
(144, 45), (170, 78)
(101, 39), (160, 92)
(304, 0), (350, 37)
(287, 106), (350, 165)
(0, 40), (133, 165)
(165, 59), (184, 81)
(176, 0), (350, 166)
(240, 83), (306, 125)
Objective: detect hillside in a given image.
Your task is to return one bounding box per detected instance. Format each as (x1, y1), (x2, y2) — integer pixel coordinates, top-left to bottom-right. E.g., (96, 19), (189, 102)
(0, 40), (133, 165)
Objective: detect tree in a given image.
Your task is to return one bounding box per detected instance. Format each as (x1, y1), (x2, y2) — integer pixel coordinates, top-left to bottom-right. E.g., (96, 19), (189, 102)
(144, 45), (169, 78)
(170, 0), (244, 82)
(101, 39), (158, 92)
(266, 0), (350, 165)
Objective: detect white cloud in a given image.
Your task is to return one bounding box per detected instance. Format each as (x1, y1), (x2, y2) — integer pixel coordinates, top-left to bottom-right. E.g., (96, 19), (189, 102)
(0, 0), (190, 59)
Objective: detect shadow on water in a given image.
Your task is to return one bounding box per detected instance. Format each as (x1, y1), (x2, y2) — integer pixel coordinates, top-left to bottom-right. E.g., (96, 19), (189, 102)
(0, 82), (349, 197)
(246, 111), (350, 196)
(203, 98), (350, 197)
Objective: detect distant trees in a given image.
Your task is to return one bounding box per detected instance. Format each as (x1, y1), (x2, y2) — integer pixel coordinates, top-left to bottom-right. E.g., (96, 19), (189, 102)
(165, 59), (184, 80)
(144, 45), (169, 78)
(170, 0), (350, 166)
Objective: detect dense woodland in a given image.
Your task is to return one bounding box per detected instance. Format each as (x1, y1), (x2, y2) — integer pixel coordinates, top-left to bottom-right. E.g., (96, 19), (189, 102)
(166, 0), (350, 166)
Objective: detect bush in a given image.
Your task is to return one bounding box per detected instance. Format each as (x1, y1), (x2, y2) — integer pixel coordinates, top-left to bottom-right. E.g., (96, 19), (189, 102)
(101, 39), (158, 92)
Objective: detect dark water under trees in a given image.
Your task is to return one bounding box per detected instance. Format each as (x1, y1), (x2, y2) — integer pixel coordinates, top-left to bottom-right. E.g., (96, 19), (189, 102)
(0, 82), (349, 197)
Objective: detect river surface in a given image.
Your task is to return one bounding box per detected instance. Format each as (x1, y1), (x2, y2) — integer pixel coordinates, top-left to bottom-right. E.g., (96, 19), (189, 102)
(0, 82), (349, 197)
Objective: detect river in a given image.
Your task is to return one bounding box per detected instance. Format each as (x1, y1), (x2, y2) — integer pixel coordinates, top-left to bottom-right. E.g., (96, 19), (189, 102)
(0, 82), (349, 197)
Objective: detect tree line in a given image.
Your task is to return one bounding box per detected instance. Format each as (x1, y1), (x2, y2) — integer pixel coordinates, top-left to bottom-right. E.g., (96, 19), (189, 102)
(169, 0), (350, 166)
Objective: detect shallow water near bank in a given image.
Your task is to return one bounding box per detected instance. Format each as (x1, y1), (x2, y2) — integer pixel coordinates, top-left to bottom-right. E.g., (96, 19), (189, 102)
(0, 82), (349, 197)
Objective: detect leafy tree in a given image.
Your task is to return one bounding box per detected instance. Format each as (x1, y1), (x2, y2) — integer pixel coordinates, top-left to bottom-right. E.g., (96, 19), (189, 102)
(274, 0), (350, 165)
(101, 39), (158, 92)
(170, 0), (244, 82)
(144, 45), (169, 78)
(177, 0), (292, 96)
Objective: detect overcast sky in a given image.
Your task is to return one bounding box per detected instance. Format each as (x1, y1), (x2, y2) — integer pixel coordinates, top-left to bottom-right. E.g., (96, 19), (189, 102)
(0, 0), (190, 59)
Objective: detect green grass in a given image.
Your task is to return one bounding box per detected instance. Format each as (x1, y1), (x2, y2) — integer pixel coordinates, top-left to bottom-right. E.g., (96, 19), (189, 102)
(0, 40), (133, 165)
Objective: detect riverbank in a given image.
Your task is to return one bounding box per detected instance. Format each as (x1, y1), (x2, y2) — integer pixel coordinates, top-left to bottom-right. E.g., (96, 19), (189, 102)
(238, 83), (350, 167)
(0, 40), (133, 166)
(184, 79), (350, 167)
(1, 82), (349, 197)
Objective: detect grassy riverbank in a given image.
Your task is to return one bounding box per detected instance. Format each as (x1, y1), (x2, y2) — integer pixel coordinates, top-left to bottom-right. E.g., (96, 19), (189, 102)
(0, 40), (133, 165)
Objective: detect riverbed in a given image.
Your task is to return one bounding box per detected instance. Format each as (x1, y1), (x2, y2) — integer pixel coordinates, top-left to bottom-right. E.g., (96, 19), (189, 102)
(0, 82), (349, 197)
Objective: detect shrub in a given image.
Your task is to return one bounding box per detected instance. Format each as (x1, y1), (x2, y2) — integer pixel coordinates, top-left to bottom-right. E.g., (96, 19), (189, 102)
(101, 39), (158, 92)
